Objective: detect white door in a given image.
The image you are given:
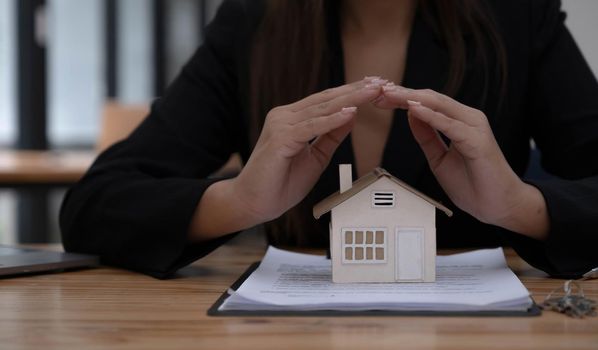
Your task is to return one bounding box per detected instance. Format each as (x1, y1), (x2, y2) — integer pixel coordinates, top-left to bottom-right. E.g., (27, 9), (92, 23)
(395, 227), (424, 281)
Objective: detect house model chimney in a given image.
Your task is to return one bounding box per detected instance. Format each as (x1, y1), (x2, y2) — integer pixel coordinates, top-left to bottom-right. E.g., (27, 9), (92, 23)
(339, 164), (352, 193)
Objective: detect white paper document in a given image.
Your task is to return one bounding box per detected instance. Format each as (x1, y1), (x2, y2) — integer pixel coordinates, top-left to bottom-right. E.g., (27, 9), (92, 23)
(218, 246), (534, 312)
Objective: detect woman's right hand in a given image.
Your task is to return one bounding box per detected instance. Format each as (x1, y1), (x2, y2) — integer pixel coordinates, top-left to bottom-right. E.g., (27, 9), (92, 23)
(190, 77), (386, 239)
(191, 78), (386, 239)
(231, 78), (387, 223)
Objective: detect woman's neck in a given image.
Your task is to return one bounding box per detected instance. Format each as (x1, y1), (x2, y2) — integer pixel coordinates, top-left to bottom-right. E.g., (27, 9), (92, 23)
(341, 0), (417, 36)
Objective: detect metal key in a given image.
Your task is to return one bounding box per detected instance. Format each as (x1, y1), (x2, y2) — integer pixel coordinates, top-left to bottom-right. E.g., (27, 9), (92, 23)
(540, 279), (597, 318)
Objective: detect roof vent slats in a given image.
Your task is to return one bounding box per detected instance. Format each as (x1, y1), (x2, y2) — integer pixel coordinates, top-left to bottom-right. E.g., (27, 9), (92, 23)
(372, 191), (395, 207)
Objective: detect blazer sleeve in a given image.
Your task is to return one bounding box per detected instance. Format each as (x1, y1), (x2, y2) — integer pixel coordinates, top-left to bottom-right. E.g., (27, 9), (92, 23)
(505, 0), (598, 277)
(59, 0), (251, 278)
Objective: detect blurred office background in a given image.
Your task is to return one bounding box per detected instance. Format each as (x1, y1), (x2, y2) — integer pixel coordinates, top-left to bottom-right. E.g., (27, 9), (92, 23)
(0, 0), (597, 245)
(0, 0), (224, 244)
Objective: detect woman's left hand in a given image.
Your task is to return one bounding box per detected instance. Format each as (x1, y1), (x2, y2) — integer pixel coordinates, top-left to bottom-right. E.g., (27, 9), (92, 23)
(374, 84), (549, 240)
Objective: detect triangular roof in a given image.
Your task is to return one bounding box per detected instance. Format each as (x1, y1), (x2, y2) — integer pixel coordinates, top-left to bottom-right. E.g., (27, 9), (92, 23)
(313, 167), (453, 219)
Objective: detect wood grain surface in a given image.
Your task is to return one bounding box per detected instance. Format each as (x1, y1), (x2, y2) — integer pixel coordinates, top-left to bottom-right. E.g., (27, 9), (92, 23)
(0, 150), (95, 185)
(0, 242), (596, 350)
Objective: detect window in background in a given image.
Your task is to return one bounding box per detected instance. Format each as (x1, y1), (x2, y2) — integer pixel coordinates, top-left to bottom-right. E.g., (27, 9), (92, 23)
(205, 0), (223, 26)
(562, 0), (598, 77)
(117, 0), (153, 105)
(47, 0), (104, 148)
(0, 0), (17, 244)
(166, 0), (202, 83)
(46, 0), (224, 148)
(0, 0), (16, 147)
(0, 190), (17, 245)
(1, 0), (222, 244)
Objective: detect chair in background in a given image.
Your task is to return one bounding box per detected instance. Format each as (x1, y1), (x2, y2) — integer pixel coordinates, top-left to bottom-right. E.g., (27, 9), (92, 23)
(97, 101), (149, 153)
(97, 100), (242, 176)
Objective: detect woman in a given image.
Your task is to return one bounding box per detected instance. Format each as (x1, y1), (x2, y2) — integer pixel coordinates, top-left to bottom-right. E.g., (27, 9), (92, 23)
(60, 0), (598, 278)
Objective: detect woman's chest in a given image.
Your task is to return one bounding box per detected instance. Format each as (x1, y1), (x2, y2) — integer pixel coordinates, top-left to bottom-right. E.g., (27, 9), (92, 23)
(343, 37), (409, 177)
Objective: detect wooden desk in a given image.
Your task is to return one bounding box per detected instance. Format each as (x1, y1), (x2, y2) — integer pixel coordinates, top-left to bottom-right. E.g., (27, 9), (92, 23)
(0, 244), (596, 350)
(0, 150), (95, 186)
(0, 150), (95, 242)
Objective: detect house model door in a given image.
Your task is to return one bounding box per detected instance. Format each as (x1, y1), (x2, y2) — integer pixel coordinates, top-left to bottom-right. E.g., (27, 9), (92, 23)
(395, 227), (425, 281)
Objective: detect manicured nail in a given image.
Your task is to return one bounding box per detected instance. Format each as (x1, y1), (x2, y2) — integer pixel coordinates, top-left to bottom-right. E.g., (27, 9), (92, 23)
(341, 106), (357, 115)
(407, 100), (422, 106)
(365, 81), (386, 90)
(372, 94), (385, 104)
(383, 84), (397, 92)
(370, 78), (388, 85)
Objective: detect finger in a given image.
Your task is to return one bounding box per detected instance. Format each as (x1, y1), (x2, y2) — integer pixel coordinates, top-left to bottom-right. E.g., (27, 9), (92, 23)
(407, 101), (472, 144)
(372, 83), (409, 109)
(295, 82), (384, 122)
(287, 77), (380, 112)
(309, 118), (355, 167)
(292, 107), (357, 143)
(379, 85), (481, 126)
(407, 112), (448, 170)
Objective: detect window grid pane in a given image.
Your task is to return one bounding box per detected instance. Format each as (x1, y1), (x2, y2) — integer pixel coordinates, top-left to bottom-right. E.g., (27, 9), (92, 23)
(345, 231), (352, 244)
(345, 247), (353, 260)
(355, 231), (363, 244)
(341, 228), (386, 264)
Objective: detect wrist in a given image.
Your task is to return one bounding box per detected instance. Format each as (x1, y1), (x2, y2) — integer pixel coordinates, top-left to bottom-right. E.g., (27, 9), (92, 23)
(492, 181), (550, 241)
(189, 178), (265, 241)
(229, 176), (273, 224)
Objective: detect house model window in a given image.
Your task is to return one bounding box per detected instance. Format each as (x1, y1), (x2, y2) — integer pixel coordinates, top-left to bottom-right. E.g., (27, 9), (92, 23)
(372, 191), (395, 207)
(342, 228), (386, 264)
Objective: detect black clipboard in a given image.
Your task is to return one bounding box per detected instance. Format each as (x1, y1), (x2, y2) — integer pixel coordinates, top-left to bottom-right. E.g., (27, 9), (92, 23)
(207, 262), (542, 317)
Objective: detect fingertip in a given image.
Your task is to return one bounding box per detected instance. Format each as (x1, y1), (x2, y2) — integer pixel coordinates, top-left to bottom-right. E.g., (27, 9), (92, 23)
(340, 106), (357, 115)
(406, 102), (425, 121)
(371, 94), (385, 105)
(377, 85), (412, 109)
(364, 75), (381, 82)
(407, 100), (430, 116)
(407, 100), (422, 107)
(382, 83), (397, 93)
(363, 78), (388, 91)
(363, 84), (383, 92)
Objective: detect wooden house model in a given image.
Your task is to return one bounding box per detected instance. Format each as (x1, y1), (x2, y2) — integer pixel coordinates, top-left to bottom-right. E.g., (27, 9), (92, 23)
(313, 164), (452, 283)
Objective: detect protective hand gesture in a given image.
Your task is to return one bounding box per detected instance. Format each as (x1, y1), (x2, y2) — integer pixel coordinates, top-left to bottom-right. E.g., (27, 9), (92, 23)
(233, 78), (387, 222)
(375, 84), (548, 238)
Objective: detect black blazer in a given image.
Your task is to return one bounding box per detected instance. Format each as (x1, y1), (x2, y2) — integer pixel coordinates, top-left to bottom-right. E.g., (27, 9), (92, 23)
(60, 0), (598, 278)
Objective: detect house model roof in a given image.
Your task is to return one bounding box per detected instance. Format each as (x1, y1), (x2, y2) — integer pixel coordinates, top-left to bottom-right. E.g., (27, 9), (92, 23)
(313, 167), (453, 219)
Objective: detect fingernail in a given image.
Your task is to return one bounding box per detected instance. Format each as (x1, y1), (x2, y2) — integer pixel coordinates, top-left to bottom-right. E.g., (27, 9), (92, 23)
(407, 100), (422, 107)
(370, 78), (388, 85)
(383, 84), (397, 92)
(372, 94), (385, 104)
(341, 106), (357, 115)
(365, 83), (383, 90)
(364, 75), (381, 80)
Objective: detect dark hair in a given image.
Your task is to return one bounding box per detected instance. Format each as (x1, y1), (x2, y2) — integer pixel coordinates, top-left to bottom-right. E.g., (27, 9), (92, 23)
(250, 0), (507, 246)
